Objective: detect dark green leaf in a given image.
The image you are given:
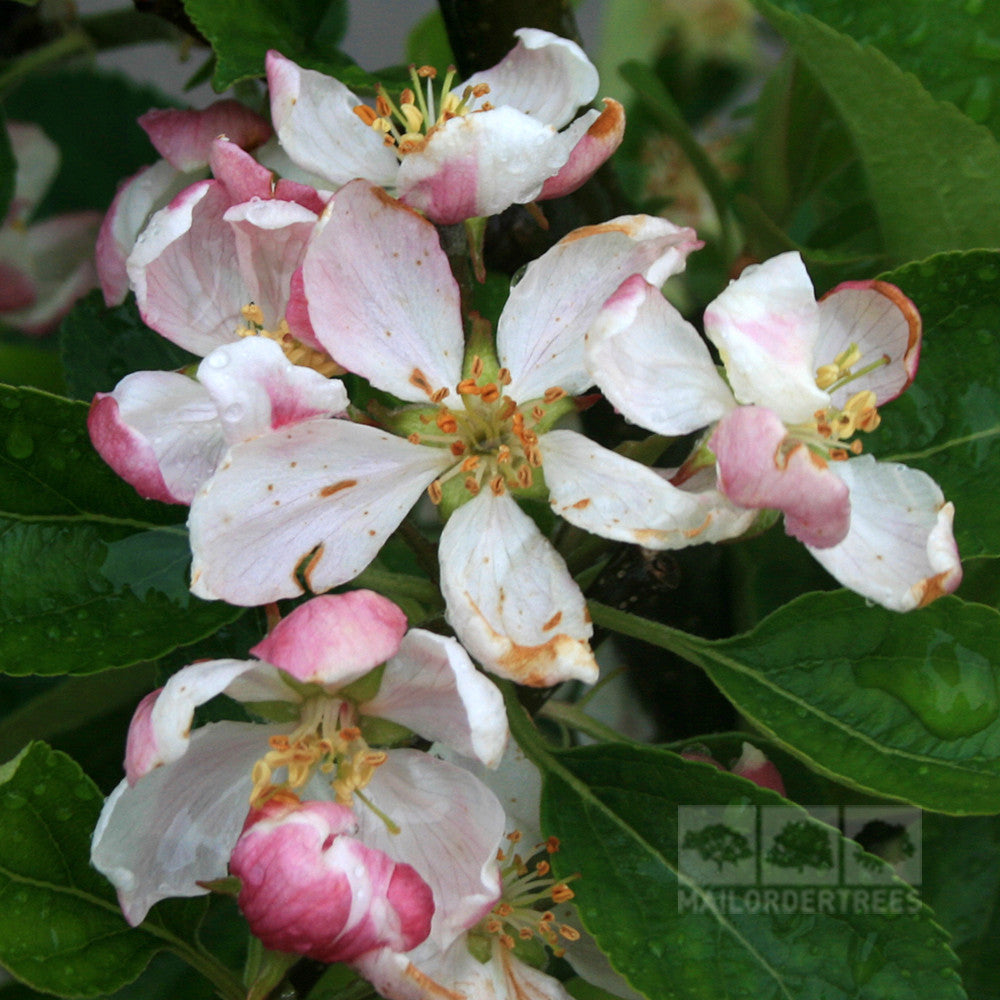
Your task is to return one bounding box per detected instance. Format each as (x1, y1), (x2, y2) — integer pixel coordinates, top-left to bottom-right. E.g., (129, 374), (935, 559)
(0, 517), (243, 675)
(760, 0), (1000, 140)
(0, 383), (184, 525)
(536, 740), (964, 1000)
(752, 0), (1000, 262)
(59, 291), (198, 401)
(0, 742), (164, 996)
(867, 250), (1000, 559)
(591, 593), (1000, 814)
(0, 341), (66, 394)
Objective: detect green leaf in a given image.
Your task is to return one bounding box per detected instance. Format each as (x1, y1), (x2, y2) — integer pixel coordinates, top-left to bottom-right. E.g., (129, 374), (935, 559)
(760, 0), (1000, 139)
(406, 10), (455, 68)
(2, 68), (170, 217)
(752, 0), (1000, 261)
(182, 0), (390, 91)
(591, 593), (1000, 814)
(0, 517), (243, 675)
(0, 341), (66, 395)
(532, 738), (965, 1000)
(59, 291), (198, 401)
(0, 742), (165, 996)
(0, 383), (183, 526)
(866, 250), (1000, 559)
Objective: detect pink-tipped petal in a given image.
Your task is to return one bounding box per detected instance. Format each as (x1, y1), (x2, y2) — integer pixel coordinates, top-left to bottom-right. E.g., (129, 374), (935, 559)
(251, 591), (408, 687)
(808, 456), (962, 611)
(817, 280), (922, 407)
(139, 101), (271, 172)
(705, 251), (829, 422)
(231, 797), (434, 963)
(500, 215), (702, 401)
(585, 273), (733, 434)
(538, 99), (625, 201)
(303, 180), (464, 400)
(731, 743), (786, 795)
(439, 491), (597, 687)
(711, 406), (851, 548)
(362, 629), (508, 767)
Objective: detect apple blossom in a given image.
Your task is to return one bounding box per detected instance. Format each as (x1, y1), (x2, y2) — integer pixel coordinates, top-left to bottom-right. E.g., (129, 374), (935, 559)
(91, 590), (507, 941)
(588, 254), (962, 610)
(265, 28), (625, 225)
(96, 101), (272, 305)
(0, 122), (101, 334)
(187, 179), (752, 688)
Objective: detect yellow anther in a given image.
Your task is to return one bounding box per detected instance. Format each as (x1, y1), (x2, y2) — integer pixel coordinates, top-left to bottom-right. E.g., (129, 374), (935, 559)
(815, 363), (839, 390)
(400, 103), (424, 134)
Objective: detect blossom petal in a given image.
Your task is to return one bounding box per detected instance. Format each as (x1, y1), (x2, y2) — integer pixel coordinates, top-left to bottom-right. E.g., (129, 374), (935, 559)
(363, 629), (508, 767)
(538, 99), (626, 201)
(96, 160), (192, 306)
(460, 28), (598, 129)
(7, 122), (59, 217)
(396, 108), (577, 225)
(88, 371), (223, 505)
(586, 274), (734, 434)
(704, 251), (829, 422)
(710, 406), (851, 548)
(303, 180), (464, 400)
(231, 797), (434, 962)
(266, 51), (399, 189)
(357, 750), (504, 948)
(195, 337), (347, 444)
(439, 492), (597, 686)
(499, 215), (701, 402)
(91, 721), (268, 925)
(139, 101), (270, 172)
(250, 591), (408, 687)
(807, 455), (962, 610)
(209, 137), (327, 213)
(128, 180), (246, 355)
(189, 421), (451, 604)
(124, 658), (260, 783)
(816, 280), (922, 406)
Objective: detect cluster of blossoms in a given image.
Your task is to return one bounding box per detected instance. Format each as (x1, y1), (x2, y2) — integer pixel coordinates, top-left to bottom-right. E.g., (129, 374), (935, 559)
(86, 25), (961, 1000)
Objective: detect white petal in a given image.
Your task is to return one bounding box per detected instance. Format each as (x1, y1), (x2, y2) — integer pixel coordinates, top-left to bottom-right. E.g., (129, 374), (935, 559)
(586, 274), (734, 433)
(704, 252), (829, 422)
(500, 215), (701, 402)
(461, 29), (598, 129)
(8, 122), (59, 215)
(303, 180), (464, 401)
(189, 420), (451, 604)
(363, 629), (508, 767)
(91, 722), (269, 925)
(358, 750), (504, 947)
(266, 51), (399, 190)
(439, 492), (597, 686)
(807, 456), (962, 611)
(542, 429), (734, 548)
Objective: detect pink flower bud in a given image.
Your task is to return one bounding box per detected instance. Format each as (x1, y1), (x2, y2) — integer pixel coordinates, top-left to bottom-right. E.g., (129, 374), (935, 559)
(682, 742), (786, 796)
(230, 796), (434, 963)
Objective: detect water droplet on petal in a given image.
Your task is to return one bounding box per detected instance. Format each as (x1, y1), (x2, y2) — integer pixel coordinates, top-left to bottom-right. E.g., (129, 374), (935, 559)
(207, 350), (230, 369)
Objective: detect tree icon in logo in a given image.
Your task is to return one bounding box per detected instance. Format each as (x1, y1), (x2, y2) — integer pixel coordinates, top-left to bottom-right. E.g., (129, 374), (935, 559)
(766, 819), (834, 874)
(682, 823), (754, 873)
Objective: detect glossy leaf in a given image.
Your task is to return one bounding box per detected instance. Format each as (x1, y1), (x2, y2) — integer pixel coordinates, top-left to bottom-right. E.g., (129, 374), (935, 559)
(753, 0), (1000, 262)
(760, 0), (1000, 139)
(0, 517), (242, 675)
(60, 291), (197, 401)
(591, 594), (1000, 814)
(868, 250), (1000, 559)
(0, 742), (164, 996)
(0, 383), (184, 525)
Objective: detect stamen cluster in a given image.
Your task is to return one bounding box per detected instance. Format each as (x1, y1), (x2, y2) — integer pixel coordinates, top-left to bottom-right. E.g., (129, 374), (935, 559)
(236, 302), (342, 377)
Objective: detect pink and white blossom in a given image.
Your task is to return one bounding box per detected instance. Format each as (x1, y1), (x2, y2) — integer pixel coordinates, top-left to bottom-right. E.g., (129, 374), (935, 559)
(266, 29), (624, 225)
(589, 254), (962, 610)
(0, 122), (101, 334)
(91, 591), (507, 933)
(187, 179), (740, 688)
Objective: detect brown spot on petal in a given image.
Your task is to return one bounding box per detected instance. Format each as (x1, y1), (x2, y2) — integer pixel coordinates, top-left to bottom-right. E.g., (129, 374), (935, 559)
(542, 611), (562, 631)
(409, 368), (435, 398)
(319, 479), (357, 497)
(588, 98), (625, 140)
(572, 498), (591, 510)
(301, 544), (325, 592)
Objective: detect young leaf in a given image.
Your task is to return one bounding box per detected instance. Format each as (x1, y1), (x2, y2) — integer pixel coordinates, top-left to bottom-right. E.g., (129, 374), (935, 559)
(0, 517), (243, 676)
(592, 594), (1000, 814)
(752, 0), (1000, 262)
(868, 250), (1000, 560)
